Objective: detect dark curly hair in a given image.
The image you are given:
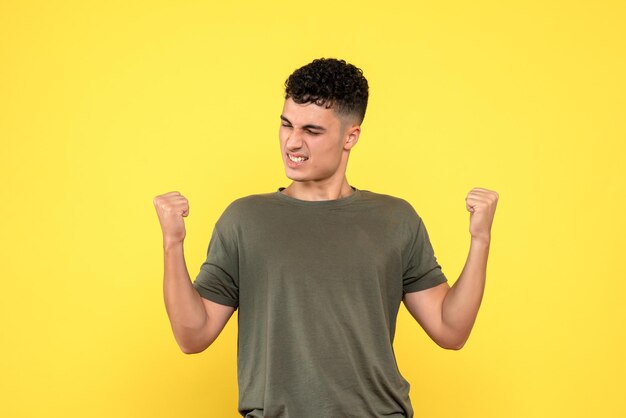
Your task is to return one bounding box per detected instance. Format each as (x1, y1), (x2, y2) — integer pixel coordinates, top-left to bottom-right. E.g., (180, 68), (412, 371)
(284, 58), (369, 124)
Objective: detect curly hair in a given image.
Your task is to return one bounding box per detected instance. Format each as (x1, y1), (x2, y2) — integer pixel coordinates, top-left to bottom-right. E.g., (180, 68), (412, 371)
(284, 58), (369, 124)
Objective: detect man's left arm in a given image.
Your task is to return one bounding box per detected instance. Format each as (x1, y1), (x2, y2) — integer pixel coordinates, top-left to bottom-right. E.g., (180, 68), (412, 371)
(403, 187), (499, 350)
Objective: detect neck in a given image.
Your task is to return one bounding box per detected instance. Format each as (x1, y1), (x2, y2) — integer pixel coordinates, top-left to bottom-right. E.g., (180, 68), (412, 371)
(282, 177), (354, 201)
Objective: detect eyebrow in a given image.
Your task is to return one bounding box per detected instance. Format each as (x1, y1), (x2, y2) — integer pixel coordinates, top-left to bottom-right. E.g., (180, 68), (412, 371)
(280, 115), (326, 132)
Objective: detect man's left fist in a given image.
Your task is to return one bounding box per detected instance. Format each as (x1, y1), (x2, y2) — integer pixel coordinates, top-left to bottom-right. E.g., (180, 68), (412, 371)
(465, 187), (499, 242)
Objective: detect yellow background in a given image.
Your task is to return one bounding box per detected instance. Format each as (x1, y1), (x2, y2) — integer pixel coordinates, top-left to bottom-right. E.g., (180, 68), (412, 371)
(1, 0), (624, 417)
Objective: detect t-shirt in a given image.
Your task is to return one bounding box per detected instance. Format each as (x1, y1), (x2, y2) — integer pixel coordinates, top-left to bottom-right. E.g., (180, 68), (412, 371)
(192, 187), (448, 418)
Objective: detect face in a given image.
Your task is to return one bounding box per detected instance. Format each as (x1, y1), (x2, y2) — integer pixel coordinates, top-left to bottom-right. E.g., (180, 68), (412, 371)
(279, 97), (360, 184)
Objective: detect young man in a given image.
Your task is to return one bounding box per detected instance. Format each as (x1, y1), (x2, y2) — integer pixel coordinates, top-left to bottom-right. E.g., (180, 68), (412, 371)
(153, 58), (499, 418)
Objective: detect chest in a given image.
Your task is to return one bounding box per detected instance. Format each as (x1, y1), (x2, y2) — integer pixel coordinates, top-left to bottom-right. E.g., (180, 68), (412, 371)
(236, 210), (404, 293)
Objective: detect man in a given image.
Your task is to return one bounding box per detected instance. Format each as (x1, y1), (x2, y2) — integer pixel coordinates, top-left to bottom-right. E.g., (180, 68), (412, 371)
(153, 58), (499, 418)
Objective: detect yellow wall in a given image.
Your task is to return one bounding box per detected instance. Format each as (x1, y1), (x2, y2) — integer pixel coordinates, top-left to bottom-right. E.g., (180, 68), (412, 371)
(1, 1), (624, 417)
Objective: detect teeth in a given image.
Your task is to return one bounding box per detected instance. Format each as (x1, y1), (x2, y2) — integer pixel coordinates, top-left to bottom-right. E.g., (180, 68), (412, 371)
(288, 154), (308, 163)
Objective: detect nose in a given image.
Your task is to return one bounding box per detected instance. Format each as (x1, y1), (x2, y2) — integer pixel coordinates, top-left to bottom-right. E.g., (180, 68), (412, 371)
(286, 129), (304, 150)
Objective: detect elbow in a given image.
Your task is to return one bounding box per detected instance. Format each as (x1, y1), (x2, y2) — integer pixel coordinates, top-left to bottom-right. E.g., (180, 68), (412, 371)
(180, 345), (200, 355)
(176, 334), (211, 355)
(437, 334), (467, 351)
(440, 340), (465, 351)
(173, 324), (213, 354)
(446, 341), (465, 351)
(180, 342), (209, 354)
(435, 322), (471, 350)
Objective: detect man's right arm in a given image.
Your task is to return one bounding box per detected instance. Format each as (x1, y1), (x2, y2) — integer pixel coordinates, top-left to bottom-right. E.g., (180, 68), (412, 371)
(163, 242), (236, 354)
(154, 191), (236, 354)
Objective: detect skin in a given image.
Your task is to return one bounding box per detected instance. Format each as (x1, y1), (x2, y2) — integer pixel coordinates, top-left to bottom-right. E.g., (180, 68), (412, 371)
(153, 96), (499, 354)
(153, 191), (236, 354)
(278, 97), (361, 201)
(402, 188), (498, 350)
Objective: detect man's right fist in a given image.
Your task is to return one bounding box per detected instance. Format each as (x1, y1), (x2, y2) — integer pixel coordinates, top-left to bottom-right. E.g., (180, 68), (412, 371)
(153, 191), (190, 246)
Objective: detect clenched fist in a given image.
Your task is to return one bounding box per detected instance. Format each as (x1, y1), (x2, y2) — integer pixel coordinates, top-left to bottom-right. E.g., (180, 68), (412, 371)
(465, 187), (499, 243)
(153, 191), (190, 246)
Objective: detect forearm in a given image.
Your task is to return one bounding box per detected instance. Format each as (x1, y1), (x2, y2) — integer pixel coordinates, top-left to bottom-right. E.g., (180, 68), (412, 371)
(162, 242), (210, 352)
(441, 237), (490, 348)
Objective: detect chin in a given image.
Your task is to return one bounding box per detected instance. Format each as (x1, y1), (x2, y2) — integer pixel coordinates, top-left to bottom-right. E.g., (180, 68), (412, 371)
(284, 168), (315, 182)
(284, 172), (308, 182)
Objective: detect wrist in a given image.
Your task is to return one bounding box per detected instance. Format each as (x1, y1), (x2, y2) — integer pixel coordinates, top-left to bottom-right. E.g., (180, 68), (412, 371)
(163, 239), (184, 252)
(471, 235), (491, 246)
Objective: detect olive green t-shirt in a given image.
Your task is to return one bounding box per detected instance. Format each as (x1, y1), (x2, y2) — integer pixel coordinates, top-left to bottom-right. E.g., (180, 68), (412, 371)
(192, 187), (448, 418)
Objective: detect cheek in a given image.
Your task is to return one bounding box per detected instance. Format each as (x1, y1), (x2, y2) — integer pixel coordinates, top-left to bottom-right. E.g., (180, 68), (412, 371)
(317, 145), (342, 167)
(278, 131), (287, 147)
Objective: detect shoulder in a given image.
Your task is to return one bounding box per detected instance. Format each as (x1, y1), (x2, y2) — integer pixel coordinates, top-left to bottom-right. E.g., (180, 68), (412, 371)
(216, 192), (279, 226)
(358, 189), (421, 220)
(226, 192), (277, 211)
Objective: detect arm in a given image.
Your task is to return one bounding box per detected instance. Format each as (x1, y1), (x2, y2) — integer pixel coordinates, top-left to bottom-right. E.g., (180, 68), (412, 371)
(403, 187), (498, 350)
(154, 191), (236, 354)
(403, 238), (489, 350)
(163, 242), (236, 354)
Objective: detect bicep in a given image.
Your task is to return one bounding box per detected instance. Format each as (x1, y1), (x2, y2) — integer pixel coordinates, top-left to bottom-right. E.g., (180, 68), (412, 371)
(402, 282), (450, 346)
(200, 296), (236, 348)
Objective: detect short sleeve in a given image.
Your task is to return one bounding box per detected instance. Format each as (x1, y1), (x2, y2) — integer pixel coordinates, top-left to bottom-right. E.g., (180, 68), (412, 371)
(192, 223), (239, 308)
(402, 215), (448, 294)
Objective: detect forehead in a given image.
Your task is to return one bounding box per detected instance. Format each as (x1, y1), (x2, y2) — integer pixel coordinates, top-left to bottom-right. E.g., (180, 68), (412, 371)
(281, 97), (340, 127)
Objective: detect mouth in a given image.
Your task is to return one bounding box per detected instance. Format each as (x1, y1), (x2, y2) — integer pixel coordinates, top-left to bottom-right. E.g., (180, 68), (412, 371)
(286, 153), (309, 167)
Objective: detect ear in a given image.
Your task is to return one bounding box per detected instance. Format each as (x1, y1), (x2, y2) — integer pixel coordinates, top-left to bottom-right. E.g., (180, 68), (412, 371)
(343, 124), (361, 151)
